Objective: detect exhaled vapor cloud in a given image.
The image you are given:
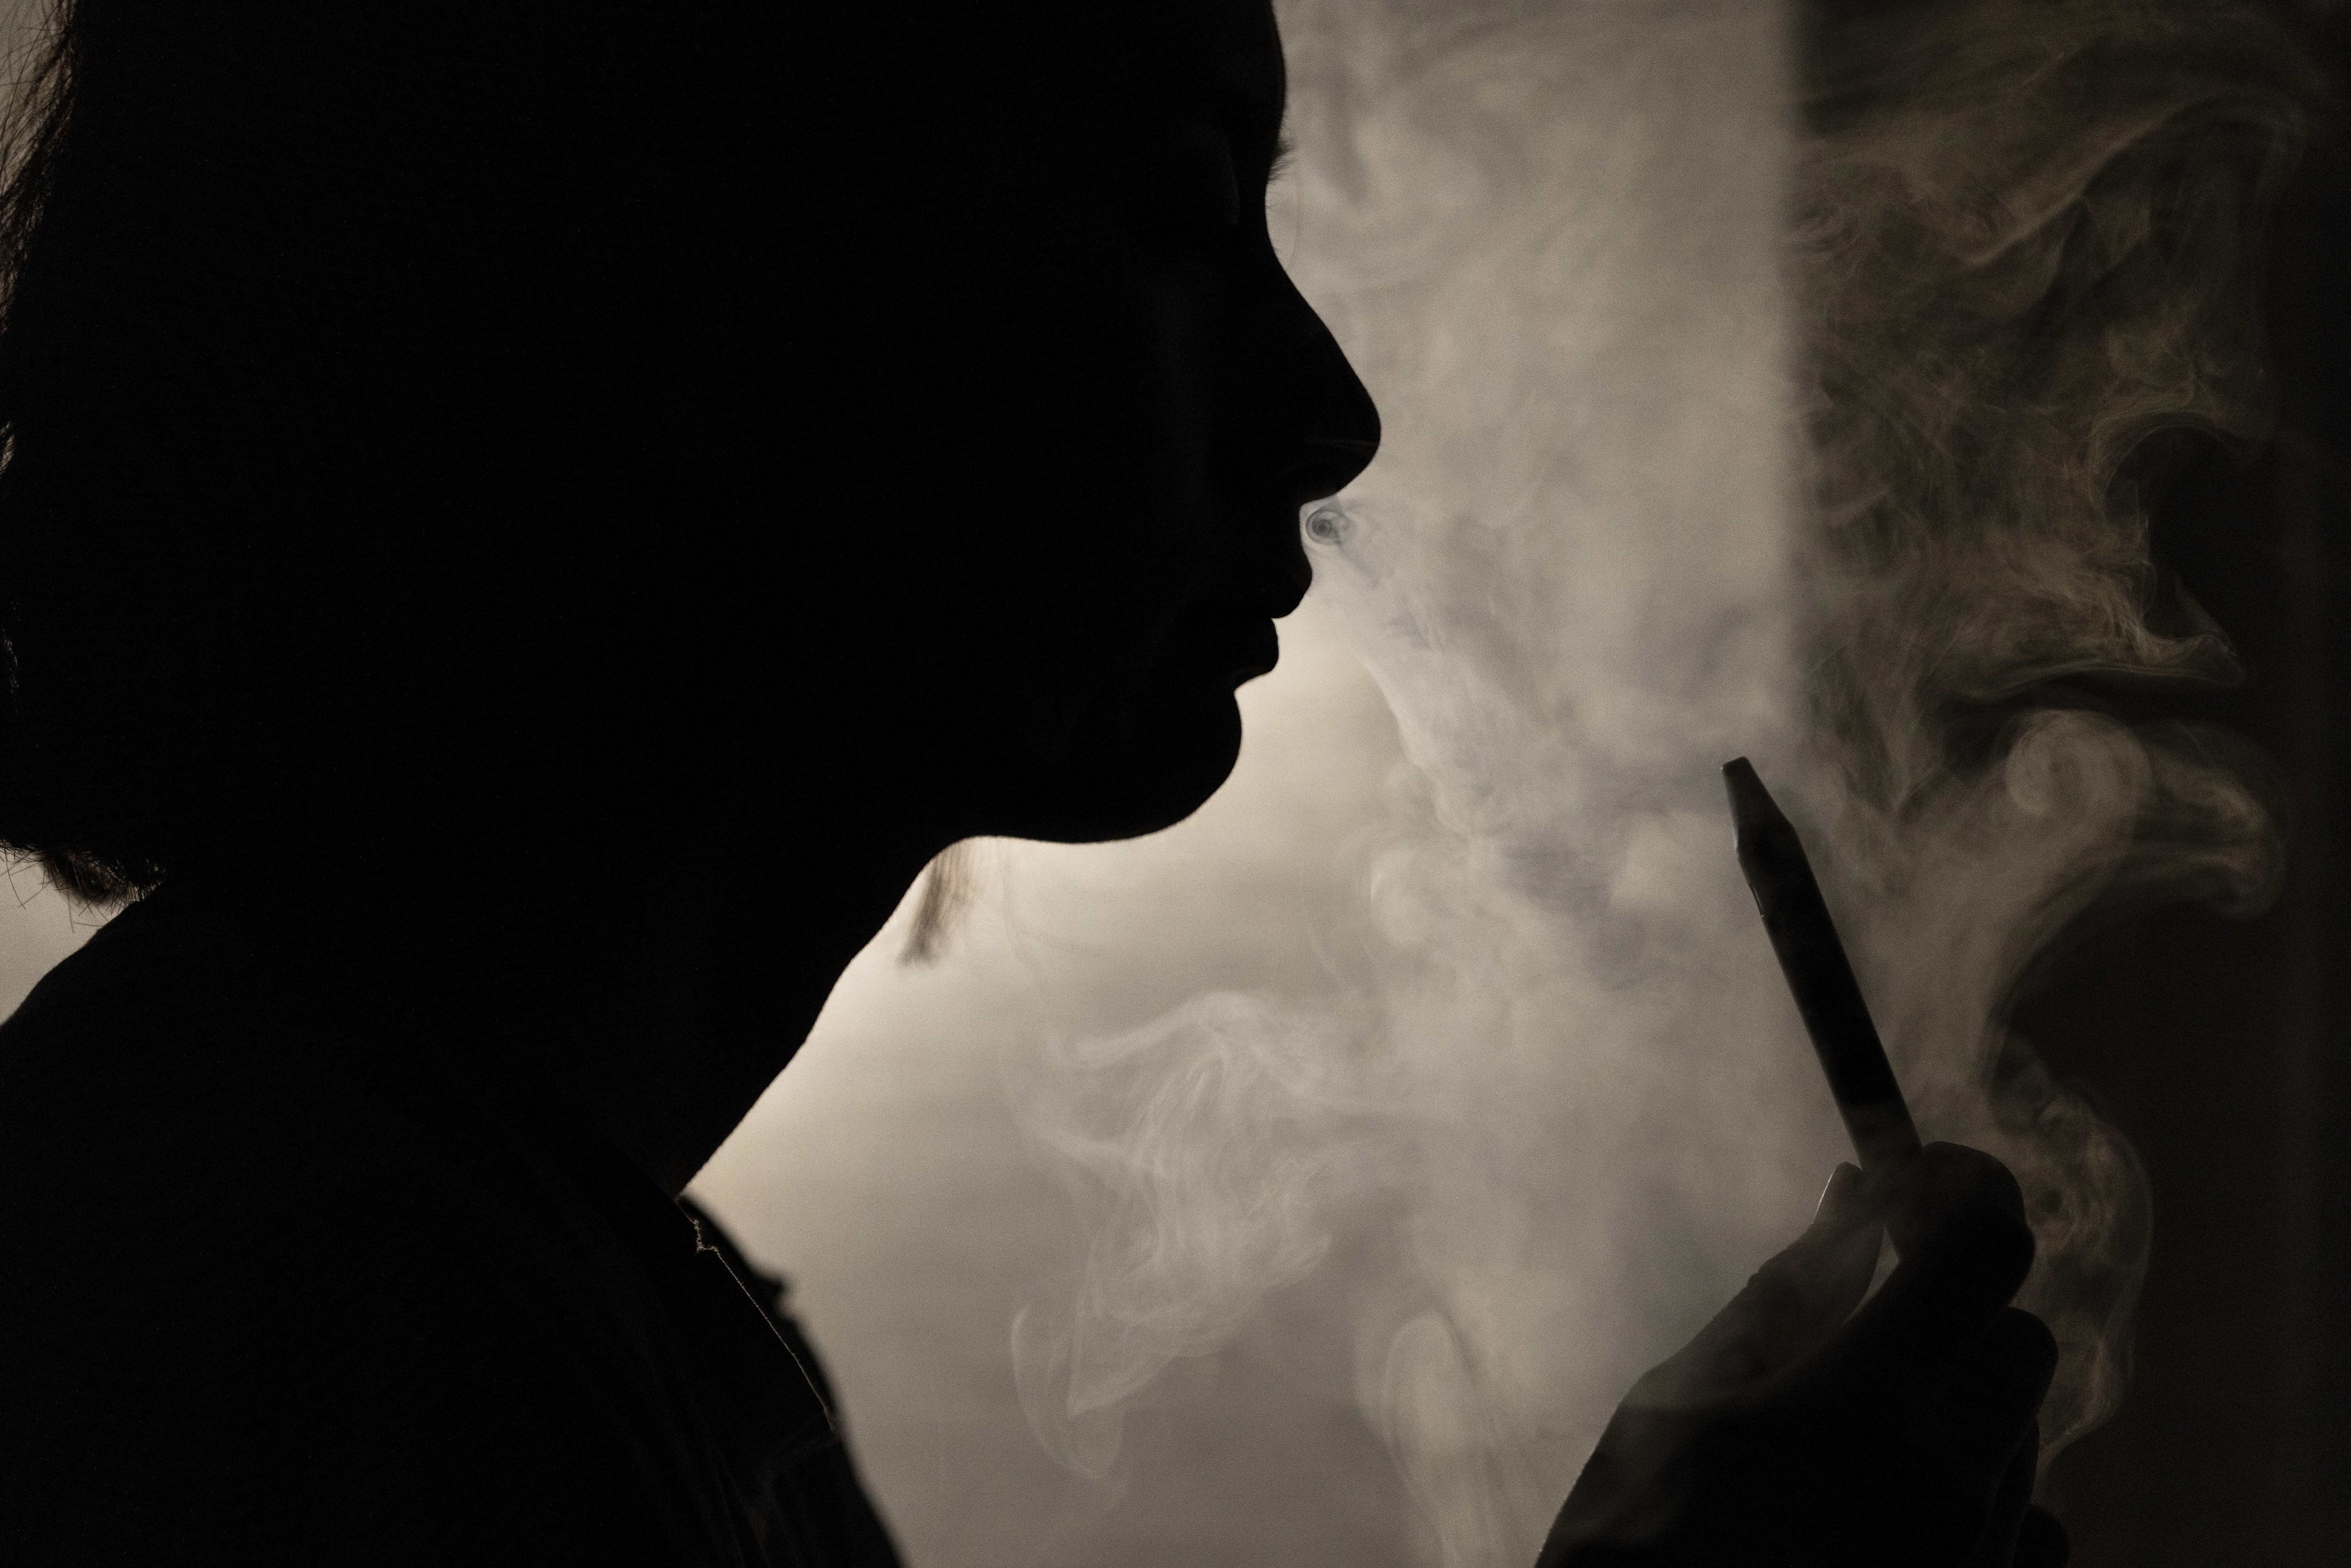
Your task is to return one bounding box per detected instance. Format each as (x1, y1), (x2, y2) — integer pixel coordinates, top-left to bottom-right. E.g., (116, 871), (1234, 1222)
(1009, 3), (2313, 1563)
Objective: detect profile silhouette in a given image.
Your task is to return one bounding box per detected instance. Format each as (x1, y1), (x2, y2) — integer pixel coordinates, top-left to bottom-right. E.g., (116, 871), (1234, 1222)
(0, 3), (2062, 1565)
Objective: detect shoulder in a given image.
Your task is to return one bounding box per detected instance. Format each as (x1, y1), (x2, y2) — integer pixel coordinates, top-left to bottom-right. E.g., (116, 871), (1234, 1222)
(0, 917), (746, 1564)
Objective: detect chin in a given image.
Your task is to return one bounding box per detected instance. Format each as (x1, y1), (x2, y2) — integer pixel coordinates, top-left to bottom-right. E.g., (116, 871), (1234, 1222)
(1009, 678), (1246, 845)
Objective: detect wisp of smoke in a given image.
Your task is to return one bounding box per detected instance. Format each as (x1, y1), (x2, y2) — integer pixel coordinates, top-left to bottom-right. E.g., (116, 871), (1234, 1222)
(1793, 0), (2310, 1452)
(1008, 2), (2312, 1563)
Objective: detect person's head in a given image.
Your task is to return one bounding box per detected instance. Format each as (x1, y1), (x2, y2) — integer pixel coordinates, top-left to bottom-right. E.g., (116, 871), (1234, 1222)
(0, 0), (1377, 921)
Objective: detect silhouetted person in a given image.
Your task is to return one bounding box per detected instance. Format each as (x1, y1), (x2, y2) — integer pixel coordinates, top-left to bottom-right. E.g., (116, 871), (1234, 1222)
(0, 2), (2064, 1563)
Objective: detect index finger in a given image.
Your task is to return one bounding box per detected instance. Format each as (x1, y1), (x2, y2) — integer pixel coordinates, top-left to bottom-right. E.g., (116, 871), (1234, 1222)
(1808, 1143), (2037, 1399)
(1633, 1163), (1882, 1409)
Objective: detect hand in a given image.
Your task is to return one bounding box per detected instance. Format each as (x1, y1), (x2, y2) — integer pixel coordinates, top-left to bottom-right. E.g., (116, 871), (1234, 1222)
(1537, 1144), (2070, 1568)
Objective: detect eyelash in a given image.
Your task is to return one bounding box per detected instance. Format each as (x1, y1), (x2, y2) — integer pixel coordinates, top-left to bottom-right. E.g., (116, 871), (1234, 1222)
(1267, 134), (1297, 187)
(1142, 133), (1293, 261)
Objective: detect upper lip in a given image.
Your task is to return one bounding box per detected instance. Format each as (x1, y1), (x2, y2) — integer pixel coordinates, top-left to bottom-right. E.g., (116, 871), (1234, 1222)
(1193, 489), (1320, 620)
(1204, 579), (1307, 621)
(1202, 540), (1312, 620)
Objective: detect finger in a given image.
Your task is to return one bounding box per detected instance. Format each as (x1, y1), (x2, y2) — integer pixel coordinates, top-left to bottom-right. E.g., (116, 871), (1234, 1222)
(1635, 1164), (1881, 1406)
(1937, 1310), (2058, 1476)
(1964, 1421), (2038, 1568)
(1770, 1163), (1888, 1357)
(1817, 1144), (2036, 1398)
(1544, 1401), (1680, 1558)
(1879, 1143), (2034, 1285)
(2015, 1507), (2072, 1568)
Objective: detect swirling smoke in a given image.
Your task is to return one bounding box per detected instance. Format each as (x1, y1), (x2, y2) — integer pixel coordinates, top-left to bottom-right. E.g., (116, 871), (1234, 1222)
(1004, 2), (2310, 1563)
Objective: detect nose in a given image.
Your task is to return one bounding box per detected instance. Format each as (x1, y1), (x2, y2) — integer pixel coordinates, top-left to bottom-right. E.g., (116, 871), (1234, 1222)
(1216, 270), (1381, 612)
(1226, 260), (1380, 505)
(1269, 322), (1381, 510)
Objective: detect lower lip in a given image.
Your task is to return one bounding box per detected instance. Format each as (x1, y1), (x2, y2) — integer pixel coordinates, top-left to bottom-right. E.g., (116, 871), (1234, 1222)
(1186, 606), (1280, 682)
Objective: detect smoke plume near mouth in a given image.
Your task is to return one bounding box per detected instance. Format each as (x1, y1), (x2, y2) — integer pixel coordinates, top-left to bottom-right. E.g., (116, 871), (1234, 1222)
(1008, 0), (2311, 1560)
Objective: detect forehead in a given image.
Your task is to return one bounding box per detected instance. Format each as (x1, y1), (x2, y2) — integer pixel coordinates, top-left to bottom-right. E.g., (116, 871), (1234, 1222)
(1084, 0), (1285, 148)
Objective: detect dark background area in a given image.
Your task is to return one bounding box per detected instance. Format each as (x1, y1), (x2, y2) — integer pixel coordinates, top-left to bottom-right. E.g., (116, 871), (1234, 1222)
(2019, 7), (2351, 1562)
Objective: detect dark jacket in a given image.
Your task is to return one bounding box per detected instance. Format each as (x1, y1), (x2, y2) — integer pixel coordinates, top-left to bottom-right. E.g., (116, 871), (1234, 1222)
(0, 885), (901, 1566)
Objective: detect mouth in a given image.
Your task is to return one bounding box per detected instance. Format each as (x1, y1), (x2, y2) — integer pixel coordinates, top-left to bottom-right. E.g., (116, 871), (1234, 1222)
(1183, 603), (1281, 683)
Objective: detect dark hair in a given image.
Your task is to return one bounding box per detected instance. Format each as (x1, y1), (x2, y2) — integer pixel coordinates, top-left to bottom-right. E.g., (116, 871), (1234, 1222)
(0, 1), (815, 903)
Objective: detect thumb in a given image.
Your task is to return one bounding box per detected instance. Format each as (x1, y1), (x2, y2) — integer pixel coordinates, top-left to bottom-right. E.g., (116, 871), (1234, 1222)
(1633, 1164), (1881, 1409)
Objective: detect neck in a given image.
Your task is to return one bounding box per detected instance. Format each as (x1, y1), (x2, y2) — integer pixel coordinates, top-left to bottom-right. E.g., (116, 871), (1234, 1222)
(546, 788), (944, 1196)
(168, 774), (947, 1198)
